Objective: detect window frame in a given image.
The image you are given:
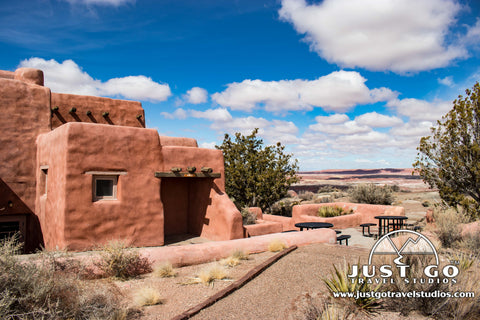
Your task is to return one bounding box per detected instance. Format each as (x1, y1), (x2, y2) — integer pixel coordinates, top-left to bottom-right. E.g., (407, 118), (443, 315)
(92, 175), (118, 202)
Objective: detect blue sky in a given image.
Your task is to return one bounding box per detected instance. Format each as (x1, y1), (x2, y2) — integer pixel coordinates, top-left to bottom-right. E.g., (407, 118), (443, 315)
(1, 0), (480, 170)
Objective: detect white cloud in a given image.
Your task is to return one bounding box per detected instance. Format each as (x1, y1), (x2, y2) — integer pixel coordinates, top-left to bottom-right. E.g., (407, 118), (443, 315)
(355, 112), (403, 127)
(64, 0), (135, 6)
(279, 0), (468, 73)
(438, 76), (455, 87)
(314, 114), (350, 124)
(184, 87), (208, 104)
(390, 121), (433, 137)
(191, 108), (232, 122)
(19, 58), (171, 102)
(161, 108), (187, 120)
(387, 98), (452, 121)
(212, 70), (397, 113)
(199, 141), (217, 149)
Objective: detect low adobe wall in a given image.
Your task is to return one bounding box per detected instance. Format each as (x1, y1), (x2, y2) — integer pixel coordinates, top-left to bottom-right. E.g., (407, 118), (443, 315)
(243, 219), (283, 237)
(142, 228), (337, 267)
(292, 202), (405, 229)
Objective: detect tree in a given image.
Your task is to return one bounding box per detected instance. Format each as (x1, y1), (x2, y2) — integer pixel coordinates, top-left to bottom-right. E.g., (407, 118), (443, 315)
(413, 82), (480, 219)
(216, 128), (299, 212)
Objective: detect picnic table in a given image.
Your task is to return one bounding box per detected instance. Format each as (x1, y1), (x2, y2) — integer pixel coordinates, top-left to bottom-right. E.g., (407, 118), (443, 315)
(374, 215), (408, 237)
(294, 222), (333, 231)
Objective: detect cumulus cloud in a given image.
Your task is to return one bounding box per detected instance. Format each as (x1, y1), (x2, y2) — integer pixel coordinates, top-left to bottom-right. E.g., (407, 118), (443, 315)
(19, 58), (171, 102)
(387, 98), (452, 121)
(309, 114), (372, 135)
(279, 0), (468, 73)
(211, 70), (397, 112)
(355, 112), (403, 127)
(438, 76), (455, 87)
(184, 87), (208, 104)
(63, 0), (135, 6)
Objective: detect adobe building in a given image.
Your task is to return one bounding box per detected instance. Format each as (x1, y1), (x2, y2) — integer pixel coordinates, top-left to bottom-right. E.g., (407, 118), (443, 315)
(0, 67), (243, 252)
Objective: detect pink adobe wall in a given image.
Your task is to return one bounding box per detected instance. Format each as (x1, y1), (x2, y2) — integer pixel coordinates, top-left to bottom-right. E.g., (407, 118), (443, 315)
(159, 136), (198, 147)
(143, 228), (337, 267)
(292, 202), (405, 229)
(51, 93), (145, 129)
(36, 127), (69, 249)
(36, 122), (164, 250)
(0, 76), (51, 211)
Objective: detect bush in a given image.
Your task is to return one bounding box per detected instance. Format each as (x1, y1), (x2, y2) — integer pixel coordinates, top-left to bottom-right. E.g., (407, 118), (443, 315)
(268, 198), (300, 217)
(96, 240), (152, 280)
(348, 184), (394, 205)
(240, 207), (257, 225)
(380, 255), (449, 316)
(298, 191), (315, 201)
(0, 235), (130, 319)
(433, 209), (468, 248)
(317, 206), (353, 217)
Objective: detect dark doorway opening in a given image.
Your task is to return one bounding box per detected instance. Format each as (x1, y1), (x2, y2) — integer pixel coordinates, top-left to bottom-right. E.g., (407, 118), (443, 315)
(161, 178), (213, 243)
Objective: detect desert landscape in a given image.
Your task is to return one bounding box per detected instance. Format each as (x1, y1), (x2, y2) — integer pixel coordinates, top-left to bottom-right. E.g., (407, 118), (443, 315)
(113, 169), (452, 320)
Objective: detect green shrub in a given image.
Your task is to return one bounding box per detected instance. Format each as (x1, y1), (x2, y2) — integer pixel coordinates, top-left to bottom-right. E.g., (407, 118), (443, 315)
(268, 198), (300, 217)
(96, 240), (152, 280)
(240, 207), (257, 225)
(348, 184), (394, 205)
(317, 206), (353, 217)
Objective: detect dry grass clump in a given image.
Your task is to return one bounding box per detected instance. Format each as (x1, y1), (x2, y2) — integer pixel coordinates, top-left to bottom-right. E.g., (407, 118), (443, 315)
(268, 239), (287, 252)
(133, 287), (163, 307)
(0, 235), (131, 319)
(182, 263), (229, 286)
(153, 262), (177, 278)
(198, 264), (229, 285)
(220, 250), (250, 267)
(96, 240), (152, 280)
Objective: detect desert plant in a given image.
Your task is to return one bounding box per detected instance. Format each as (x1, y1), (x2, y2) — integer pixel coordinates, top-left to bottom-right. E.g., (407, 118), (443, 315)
(240, 207), (257, 225)
(198, 264), (229, 285)
(457, 232), (480, 253)
(216, 128), (299, 211)
(96, 240), (152, 280)
(413, 82), (480, 219)
(133, 287), (163, 307)
(153, 262), (176, 278)
(268, 239), (287, 252)
(446, 252), (476, 271)
(317, 206), (353, 217)
(323, 262), (379, 311)
(268, 198), (301, 217)
(0, 235), (130, 319)
(348, 183), (394, 205)
(299, 191), (315, 201)
(433, 209), (468, 248)
(380, 255), (449, 316)
(220, 249), (250, 267)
